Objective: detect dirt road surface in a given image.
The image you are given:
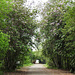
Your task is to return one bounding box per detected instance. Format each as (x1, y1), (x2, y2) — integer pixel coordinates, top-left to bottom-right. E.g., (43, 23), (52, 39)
(4, 64), (75, 75)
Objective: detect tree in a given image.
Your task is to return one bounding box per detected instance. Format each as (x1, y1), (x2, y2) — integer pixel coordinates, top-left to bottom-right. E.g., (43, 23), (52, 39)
(0, 0), (12, 70)
(41, 0), (65, 68)
(40, 0), (75, 72)
(62, 5), (75, 72)
(3, 0), (37, 71)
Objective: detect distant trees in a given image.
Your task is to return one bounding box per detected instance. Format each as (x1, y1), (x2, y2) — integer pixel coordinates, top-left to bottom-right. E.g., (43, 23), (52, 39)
(32, 50), (46, 64)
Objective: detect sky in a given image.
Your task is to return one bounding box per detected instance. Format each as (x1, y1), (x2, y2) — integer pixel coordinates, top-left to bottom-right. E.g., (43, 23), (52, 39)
(25, 0), (75, 10)
(25, 0), (48, 21)
(25, 0), (48, 8)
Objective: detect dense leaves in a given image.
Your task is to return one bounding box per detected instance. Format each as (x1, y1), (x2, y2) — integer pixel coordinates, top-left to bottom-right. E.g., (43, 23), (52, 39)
(3, 0), (36, 71)
(0, 0), (36, 71)
(41, 0), (75, 72)
(0, 31), (9, 60)
(62, 6), (75, 72)
(0, 0), (12, 29)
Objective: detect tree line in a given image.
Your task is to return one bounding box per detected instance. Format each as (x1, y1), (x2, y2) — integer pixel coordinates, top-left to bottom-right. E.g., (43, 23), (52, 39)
(40, 0), (75, 73)
(0, 0), (37, 72)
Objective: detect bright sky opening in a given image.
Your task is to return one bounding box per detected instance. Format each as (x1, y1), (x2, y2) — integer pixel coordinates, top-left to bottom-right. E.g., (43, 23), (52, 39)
(25, 0), (48, 9)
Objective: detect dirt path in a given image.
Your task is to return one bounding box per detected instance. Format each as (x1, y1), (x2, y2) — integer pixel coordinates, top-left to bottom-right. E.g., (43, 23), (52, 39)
(4, 64), (75, 75)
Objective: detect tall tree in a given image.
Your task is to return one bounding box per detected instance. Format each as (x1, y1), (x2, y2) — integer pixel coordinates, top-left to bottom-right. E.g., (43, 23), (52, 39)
(40, 0), (75, 72)
(3, 0), (36, 71)
(62, 5), (75, 72)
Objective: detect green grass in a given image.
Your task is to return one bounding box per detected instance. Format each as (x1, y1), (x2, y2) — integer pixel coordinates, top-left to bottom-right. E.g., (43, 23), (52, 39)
(23, 63), (33, 67)
(44, 64), (48, 68)
(44, 64), (58, 69)
(16, 63), (33, 70)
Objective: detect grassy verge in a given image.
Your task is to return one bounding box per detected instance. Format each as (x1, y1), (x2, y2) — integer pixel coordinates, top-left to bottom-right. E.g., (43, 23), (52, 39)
(44, 64), (58, 69)
(23, 63), (33, 67)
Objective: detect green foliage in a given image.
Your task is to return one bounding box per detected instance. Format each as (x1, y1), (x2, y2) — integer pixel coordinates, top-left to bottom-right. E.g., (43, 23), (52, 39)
(41, 0), (65, 68)
(0, 0), (13, 29)
(45, 64), (58, 69)
(0, 0), (12, 73)
(62, 6), (75, 72)
(0, 31), (9, 60)
(0, 0), (37, 71)
(2, 0), (36, 71)
(23, 63), (33, 67)
(32, 50), (46, 64)
(0, 31), (9, 74)
(41, 0), (75, 73)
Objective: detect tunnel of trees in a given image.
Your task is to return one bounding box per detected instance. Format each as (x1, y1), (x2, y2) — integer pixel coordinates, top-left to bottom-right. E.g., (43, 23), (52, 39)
(0, 0), (75, 74)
